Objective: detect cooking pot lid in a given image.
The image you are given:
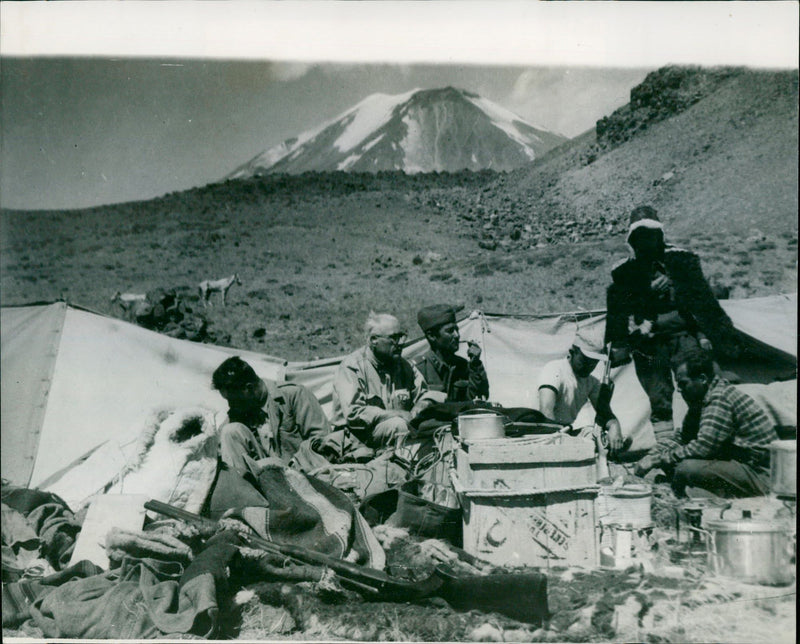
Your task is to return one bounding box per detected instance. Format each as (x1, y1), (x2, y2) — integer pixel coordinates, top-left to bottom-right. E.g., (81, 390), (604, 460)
(705, 517), (789, 532)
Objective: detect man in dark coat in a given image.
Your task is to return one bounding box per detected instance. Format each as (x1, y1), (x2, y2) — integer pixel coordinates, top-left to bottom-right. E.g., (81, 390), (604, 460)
(414, 304), (489, 402)
(605, 206), (740, 423)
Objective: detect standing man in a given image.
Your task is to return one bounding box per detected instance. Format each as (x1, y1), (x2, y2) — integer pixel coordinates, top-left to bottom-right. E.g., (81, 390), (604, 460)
(331, 312), (428, 448)
(635, 349), (776, 498)
(605, 205), (739, 424)
(414, 304), (489, 402)
(212, 356), (331, 476)
(538, 334), (625, 455)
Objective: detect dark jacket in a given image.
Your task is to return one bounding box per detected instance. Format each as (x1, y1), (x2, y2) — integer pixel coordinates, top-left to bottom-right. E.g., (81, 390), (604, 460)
(414, 350), (489, 402)
(605, 246), (739, 356)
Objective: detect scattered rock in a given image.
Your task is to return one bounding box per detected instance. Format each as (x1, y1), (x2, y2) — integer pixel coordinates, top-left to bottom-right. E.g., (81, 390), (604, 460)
(467, 623), (504, 642)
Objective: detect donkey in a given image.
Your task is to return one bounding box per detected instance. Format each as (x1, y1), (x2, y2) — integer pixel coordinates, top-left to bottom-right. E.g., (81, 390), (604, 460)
(199, 273), (242, 307)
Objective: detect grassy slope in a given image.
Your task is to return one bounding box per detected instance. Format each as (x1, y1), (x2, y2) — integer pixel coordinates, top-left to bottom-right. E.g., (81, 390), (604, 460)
(1, 67), (797, 361)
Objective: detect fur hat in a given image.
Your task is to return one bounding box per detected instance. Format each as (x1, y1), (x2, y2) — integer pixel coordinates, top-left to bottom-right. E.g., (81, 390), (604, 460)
(626, 205), (664, 244)
(417, 304), (463, 333)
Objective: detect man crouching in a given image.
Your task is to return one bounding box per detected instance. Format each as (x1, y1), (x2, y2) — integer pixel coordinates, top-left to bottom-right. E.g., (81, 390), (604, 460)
(213, 356), (330, 477)
(635, 349), (776, 498)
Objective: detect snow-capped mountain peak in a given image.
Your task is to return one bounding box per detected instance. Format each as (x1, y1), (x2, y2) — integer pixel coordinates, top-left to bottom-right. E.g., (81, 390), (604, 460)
(227, 87), (566, 178)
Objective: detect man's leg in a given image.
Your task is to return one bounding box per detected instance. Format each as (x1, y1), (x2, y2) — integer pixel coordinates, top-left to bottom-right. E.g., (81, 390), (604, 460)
(219, 422), (268, 476)
(633, 342), (674, 422)
(672, 459), (770, 498)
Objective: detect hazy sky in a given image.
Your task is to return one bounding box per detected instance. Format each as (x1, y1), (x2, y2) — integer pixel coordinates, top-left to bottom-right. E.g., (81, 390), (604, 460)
(1, 1), (797, 211)
(1, 60), (649, 210)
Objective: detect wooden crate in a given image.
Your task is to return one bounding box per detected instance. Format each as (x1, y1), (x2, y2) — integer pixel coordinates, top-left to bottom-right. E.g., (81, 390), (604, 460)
(452, 472), (599, 569)
(455, 434), (597, 491)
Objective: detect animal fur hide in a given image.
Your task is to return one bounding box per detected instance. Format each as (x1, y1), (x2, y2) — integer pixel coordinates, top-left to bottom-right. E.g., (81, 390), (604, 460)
(106, 407), (218, 513)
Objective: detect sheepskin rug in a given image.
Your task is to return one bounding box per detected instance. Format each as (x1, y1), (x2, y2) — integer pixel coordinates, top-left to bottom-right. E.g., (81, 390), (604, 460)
(106, 407), (219, 514)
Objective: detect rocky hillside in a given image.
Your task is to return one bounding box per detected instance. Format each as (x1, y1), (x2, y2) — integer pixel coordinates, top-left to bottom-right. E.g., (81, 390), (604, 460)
(1, 66), (796, 359)
(227, 87), (566, 177)
(420, 66), (799, 251)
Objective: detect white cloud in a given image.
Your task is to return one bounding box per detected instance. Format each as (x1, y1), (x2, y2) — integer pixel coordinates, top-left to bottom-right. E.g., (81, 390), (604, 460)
(271, 62), (314, 81)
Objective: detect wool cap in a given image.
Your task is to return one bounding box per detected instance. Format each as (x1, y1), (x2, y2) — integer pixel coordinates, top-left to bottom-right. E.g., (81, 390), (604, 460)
(417, 304), (463, 333)
(572, 332), (606, 361)
(626, 205), (664, 244)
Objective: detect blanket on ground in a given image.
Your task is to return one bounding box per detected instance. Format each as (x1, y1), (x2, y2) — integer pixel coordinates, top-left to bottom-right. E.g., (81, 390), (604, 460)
(1, 485), (81, 577)
(22, 533), (238, 639)
(207, 465), (385, 570)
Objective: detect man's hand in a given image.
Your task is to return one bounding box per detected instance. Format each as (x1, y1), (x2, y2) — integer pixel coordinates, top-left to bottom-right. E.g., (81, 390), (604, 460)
(467, 341), (482, 363)
(609, 345), (632, 368)
(699, 337), (713, 352)
(634, 453), (660, 477)
(650, 274), (671, 294)
(605, 420), (624, 454)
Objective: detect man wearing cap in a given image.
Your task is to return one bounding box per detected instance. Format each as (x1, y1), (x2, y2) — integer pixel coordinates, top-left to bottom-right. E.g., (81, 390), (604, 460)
(414, 304), (490, 402)
(605, 205), (739, 424)
(331, 312), (428, 449)
(538, 335), (625, 454)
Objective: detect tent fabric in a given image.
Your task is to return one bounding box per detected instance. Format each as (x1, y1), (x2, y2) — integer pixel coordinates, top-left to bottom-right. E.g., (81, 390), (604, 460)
(2, 304), (286, 491)
(719, 293), (797, 359)
(2, 295), (796, 494)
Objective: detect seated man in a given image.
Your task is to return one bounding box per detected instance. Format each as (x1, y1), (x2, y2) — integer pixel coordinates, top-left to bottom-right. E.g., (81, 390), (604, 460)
(538, 335), (625, 455)
(635, 349), (776, 498)
(331, 312), (428, 449)
(212, 356), (331, 476)
(414, 303), (489, 402)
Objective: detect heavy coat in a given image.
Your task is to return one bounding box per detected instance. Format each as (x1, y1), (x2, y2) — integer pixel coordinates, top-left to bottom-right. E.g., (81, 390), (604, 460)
(605, 247), (739, 356)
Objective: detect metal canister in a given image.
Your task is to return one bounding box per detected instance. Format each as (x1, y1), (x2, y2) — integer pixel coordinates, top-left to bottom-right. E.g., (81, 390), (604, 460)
(769, 440), (797, 498)
(704, 510), (796, 586)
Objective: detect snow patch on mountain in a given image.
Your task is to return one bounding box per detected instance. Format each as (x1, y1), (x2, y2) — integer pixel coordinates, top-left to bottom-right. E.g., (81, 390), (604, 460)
(334, 90), (418, 152)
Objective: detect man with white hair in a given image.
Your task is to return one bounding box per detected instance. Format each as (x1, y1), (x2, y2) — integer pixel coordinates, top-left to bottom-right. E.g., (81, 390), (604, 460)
(331, 312), (428, 448)
(538, 334), (625, 455)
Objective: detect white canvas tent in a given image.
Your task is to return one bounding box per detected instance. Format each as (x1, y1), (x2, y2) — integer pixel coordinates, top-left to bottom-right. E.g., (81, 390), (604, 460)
(2, 295), (796, 508)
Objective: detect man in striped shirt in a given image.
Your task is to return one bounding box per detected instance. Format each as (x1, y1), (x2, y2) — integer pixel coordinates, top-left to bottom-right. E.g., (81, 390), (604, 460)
(635, 349), (776, 497)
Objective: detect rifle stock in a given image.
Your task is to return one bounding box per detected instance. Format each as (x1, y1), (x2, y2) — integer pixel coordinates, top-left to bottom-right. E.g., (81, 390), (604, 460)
(145, 499), (548, 624)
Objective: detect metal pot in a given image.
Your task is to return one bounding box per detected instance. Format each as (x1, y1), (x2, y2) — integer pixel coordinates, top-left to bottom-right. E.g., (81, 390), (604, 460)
(456, 410), (506, 441)
(769, 439), (796, 497)
(703, 510), (795, 586)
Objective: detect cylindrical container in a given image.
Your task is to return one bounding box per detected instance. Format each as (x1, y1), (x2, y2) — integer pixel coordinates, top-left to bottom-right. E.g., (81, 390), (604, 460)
(769, 440), (796, 498)
(597, 484), (653, 528)
(613, 524), (634, 569)
(705, 513), (796, 586)
(457, 411), (506, 441)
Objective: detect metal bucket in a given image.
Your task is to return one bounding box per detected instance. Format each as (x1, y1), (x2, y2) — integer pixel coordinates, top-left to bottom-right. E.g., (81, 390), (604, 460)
(597, 484), (653, 528)
(769, 439), (796, 497)
(704, 510), (796, 586)
(457, 411), (506, 441)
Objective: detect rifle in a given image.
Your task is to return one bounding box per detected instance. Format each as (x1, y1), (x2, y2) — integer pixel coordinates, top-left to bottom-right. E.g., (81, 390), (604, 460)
(144, 499), (548, 624)
(593, 343), (615, 481)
